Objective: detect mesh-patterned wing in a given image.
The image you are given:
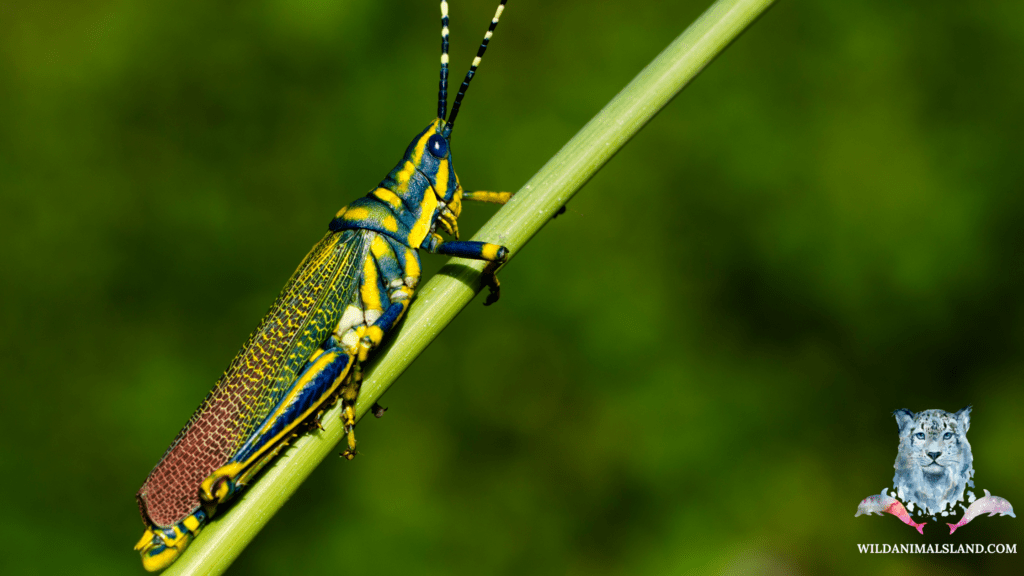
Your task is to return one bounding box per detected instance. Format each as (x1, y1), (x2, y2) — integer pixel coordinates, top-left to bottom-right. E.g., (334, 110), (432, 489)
(137, 229), (368, 527)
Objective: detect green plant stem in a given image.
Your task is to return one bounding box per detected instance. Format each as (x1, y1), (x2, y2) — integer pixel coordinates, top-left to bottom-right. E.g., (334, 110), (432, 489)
(162, 0), (775, 573)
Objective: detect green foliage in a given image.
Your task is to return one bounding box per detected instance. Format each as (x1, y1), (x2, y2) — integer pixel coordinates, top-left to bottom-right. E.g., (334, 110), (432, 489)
(1, 1), (1022, 575)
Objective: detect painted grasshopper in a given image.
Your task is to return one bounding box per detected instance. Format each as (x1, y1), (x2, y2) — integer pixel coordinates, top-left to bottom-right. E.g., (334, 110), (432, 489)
(134, 1), (513, 570)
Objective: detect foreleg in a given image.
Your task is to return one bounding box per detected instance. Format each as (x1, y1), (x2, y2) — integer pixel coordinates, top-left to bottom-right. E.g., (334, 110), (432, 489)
(464, 191), (566, 219)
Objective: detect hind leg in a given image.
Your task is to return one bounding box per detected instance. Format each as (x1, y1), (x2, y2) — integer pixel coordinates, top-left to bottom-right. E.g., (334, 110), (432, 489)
(199, 342), (354, 506)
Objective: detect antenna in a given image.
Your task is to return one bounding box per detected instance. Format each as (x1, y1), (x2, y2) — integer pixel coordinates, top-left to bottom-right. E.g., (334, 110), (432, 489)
(443, 0), (508, 137)
(437, 1), (451, 120)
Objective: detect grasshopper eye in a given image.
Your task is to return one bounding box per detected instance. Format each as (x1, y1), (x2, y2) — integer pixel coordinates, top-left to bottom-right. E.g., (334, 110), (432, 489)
(915, 432), (925, 440)
(943, 432), (953, 440)
(427, 134), (449, 158)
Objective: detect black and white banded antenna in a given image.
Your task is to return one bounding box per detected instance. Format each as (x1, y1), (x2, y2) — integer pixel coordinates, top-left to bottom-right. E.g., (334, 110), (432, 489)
(437, 1), (451, 120)
(442, 0), (508, 138)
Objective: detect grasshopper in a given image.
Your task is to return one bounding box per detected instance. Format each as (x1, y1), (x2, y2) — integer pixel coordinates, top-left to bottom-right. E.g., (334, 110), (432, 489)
(135, 1), (513, 570)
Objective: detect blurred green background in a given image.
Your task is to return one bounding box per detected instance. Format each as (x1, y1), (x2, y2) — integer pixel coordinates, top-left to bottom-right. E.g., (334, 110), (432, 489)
(1, 0), (1022, 574)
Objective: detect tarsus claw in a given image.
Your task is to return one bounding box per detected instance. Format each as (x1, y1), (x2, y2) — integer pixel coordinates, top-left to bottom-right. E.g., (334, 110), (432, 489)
(483, 272), (501, 306)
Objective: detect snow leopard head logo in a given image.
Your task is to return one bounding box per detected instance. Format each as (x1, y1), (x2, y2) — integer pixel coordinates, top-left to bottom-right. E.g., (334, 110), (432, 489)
(893, 407), (974, 517)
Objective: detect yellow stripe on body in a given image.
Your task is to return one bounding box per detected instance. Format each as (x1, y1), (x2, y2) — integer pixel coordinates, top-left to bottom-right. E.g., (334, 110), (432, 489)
(343, 207), (370, 221)
(394, 161), (417, 195)
(360, 251), (383, 313)
(370, 235), (391, 259)
(408, 123), (438, 168)
(403, 247), (420, 286)
(372, 187), (404, 210)
(408, 190), (438, 248)
(434, 158), (450, 199)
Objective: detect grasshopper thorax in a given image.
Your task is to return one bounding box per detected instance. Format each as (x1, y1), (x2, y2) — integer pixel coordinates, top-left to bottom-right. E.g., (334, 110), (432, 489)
(329, 118), (463, 248)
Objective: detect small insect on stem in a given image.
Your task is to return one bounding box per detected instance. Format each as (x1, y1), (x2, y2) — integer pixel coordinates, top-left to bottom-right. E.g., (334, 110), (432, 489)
(134, 2), (514, 571)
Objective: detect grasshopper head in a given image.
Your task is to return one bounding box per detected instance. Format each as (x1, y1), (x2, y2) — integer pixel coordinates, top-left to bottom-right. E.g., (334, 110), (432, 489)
(403, 118), (460, 206)
(389, 119), (462, 240)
